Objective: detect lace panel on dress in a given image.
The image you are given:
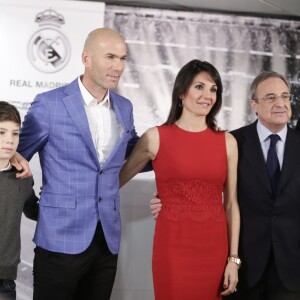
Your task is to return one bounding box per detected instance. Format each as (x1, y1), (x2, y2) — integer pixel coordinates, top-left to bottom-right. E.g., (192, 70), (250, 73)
(157, 178), (225, 223)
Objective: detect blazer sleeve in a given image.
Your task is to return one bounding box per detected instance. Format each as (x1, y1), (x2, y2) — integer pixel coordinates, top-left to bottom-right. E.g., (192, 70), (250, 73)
(18, 94), (50, 160)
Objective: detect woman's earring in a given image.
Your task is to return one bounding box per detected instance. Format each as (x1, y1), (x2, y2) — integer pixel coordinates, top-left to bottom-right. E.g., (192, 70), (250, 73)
(179, 99), (183, 108)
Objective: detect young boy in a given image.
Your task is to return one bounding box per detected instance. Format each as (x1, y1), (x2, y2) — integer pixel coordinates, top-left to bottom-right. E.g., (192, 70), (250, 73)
(0, 101), (38, 300)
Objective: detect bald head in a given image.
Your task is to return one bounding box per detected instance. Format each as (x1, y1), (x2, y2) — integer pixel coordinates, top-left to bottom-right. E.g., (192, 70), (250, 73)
(83, 28), (125, 52)
(81, 27), (127, 99)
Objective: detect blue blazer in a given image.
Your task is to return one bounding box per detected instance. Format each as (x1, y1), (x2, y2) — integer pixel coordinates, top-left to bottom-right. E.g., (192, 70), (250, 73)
(18, 78), (139, 254)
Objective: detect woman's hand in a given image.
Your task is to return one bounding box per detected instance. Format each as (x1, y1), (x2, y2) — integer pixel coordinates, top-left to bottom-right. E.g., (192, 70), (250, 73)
(220, 260), (239, 296)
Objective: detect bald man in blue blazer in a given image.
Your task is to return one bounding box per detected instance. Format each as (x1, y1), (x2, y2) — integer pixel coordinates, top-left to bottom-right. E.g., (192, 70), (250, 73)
(18, 28), (141, 300)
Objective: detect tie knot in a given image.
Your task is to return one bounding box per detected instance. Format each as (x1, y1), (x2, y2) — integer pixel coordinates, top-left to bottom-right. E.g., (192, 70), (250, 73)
(269, 134), (280, 147)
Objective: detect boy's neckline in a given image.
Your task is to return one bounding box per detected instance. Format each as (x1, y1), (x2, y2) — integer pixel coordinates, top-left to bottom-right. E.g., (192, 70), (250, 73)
(0, 162), (12, 172)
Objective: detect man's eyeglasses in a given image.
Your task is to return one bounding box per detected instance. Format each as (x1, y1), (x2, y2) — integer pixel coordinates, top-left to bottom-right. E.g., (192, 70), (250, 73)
(257, 93), (294, 103)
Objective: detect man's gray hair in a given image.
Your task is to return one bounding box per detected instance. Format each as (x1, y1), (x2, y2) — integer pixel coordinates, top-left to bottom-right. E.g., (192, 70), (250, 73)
(250, 71), (290, 101)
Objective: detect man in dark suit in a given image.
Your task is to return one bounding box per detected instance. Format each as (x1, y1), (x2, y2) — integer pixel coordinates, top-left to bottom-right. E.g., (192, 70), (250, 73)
(151, 71), (300, 300)
(227, 71), (300, 300)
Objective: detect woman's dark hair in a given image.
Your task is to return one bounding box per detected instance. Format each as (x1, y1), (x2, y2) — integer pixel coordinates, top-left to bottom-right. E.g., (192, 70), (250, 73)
(164, 59), (223, 131)
(0, 101), (21, 126)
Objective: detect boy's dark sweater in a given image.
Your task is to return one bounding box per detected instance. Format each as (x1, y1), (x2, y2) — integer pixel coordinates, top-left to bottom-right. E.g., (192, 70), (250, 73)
(0, 167), (38, 279)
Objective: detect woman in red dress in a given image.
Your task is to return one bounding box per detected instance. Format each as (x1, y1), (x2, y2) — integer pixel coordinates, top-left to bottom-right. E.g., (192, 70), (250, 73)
(120, 59), (240, 299)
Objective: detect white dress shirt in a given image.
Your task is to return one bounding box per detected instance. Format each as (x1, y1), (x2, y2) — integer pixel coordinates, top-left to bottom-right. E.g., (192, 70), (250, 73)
(78, 77), (120, 166)
(256, 120), (287, 169)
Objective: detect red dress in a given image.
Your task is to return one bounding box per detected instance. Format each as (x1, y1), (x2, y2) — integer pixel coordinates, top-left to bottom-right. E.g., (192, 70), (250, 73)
(152, 124), (228, 300)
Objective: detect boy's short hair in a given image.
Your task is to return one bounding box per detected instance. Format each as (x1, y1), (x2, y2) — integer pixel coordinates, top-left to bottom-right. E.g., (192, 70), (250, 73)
(0, 101), (21, 126)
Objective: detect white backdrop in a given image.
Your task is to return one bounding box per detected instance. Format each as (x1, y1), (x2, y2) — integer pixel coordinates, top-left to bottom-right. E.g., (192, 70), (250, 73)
(0, 0), (105, 106)
(0, 0), (107, 299)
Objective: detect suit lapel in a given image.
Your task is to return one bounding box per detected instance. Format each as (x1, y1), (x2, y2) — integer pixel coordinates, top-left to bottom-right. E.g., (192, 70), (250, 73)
(278, 127), (300, 191)
(62, 80), (100, 167)
(242, 122), (272, 193)
(110, 93), (127, 132)
(101, 94), (128, 168)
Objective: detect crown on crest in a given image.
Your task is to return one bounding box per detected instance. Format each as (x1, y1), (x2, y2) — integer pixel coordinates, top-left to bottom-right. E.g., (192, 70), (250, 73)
(35, 8), (65, 26)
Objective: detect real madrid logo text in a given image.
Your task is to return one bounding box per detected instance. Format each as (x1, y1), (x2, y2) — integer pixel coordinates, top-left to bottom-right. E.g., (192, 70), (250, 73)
(27, 8), (71, 73)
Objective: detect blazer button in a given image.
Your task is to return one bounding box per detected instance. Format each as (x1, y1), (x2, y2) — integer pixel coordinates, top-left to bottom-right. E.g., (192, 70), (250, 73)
(98, 197), (102, 202)
(99, 170), (104, 175)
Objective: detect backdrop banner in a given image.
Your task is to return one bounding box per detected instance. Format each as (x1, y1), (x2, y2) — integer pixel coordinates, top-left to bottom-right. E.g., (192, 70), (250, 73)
(0, 1), (105, 299)
(0, 0), (105, 118)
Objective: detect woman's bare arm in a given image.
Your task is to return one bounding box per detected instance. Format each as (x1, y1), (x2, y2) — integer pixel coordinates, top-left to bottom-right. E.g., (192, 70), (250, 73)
(120, 127), (159, 188)
(221, 132), (240, 296)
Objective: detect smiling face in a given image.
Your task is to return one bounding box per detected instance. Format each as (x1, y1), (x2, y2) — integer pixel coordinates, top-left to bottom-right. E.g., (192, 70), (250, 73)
(251, 77), (292, 132)
(0, 121), (20, 169)
(181, 71), (217, 117)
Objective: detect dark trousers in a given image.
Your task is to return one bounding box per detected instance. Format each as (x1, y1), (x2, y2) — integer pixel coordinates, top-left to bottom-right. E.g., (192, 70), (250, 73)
(225, 251), (300, 300)
(0, 280), (16, 300)
(33, 223), (118, 300)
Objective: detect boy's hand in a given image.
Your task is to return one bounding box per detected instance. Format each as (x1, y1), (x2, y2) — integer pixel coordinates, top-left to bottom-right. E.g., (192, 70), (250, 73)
(10, 152), (32, 178)
(149, 193), (162, 220)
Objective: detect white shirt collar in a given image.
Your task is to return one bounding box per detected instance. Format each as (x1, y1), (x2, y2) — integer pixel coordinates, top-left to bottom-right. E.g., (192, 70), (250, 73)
(78, 76), (111, 108)
(0, 162), (12, 172)
(256, 119), (287, 143)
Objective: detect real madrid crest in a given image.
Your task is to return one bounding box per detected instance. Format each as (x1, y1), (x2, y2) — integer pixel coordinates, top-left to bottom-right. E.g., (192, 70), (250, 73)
(27, 8), (71, 73)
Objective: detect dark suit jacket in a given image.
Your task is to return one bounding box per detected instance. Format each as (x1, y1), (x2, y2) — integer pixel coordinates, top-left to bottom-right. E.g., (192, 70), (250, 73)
(231, 121), (300, 291)
(296, 119), (300, 131)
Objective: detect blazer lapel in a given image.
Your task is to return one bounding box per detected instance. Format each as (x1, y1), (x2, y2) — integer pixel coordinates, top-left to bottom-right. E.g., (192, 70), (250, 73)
(110, 93), (127, 133)
(242, 122), (272, 193)
(102, 94), (129, 168)
(62, 80), (100, 167)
